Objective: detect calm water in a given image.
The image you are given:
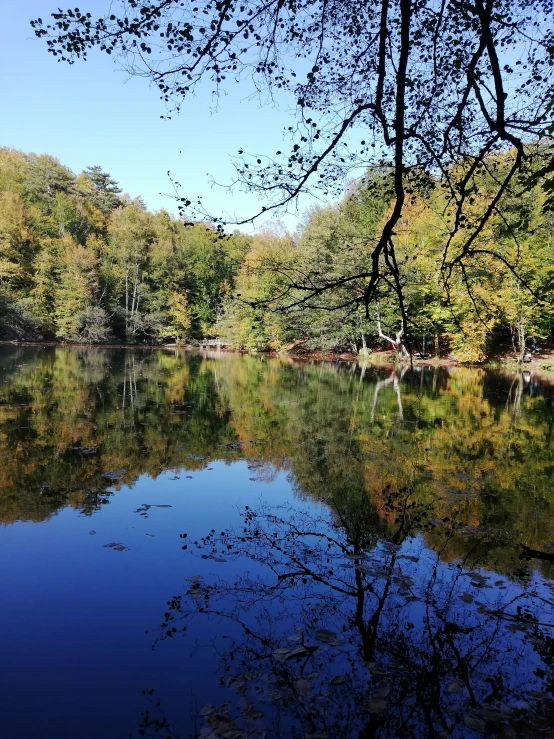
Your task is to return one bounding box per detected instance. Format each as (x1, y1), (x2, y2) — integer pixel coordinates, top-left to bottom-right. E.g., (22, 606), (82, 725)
(1, 346), (554, 738)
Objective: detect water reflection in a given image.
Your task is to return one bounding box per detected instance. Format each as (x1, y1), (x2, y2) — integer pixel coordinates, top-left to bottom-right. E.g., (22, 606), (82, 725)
(4, 347), (554, 568)
(153, 491), (554, 738)
(0, 346), (233, 523)
(2, 346), (554, 737)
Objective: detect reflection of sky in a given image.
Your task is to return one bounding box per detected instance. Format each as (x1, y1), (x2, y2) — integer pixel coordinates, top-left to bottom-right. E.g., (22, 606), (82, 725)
(0, 461), (295, 738)
(1, 347), (554, 736)
(164, 502), (553, 738)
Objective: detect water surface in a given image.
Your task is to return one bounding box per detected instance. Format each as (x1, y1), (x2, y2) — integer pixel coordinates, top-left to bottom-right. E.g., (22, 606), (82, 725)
(1, 347), (554, 738)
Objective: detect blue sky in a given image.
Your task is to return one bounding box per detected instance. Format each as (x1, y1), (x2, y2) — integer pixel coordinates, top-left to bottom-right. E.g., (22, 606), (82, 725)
(0, 1), (319, 231)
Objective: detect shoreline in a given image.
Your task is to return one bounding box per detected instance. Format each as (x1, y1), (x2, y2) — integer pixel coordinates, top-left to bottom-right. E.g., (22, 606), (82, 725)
(2, 340), (553, 372)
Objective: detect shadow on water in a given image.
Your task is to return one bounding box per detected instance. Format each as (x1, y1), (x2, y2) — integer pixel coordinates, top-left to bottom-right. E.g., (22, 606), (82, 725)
(1, 346), (554, 737)
(144, 489), (554, 738)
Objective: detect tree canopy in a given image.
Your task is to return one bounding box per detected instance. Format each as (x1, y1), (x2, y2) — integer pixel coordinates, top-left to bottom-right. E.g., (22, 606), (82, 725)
(32, 0), (554, 333)
(0, 147), (248, 344)
(4, 145), (554, 359)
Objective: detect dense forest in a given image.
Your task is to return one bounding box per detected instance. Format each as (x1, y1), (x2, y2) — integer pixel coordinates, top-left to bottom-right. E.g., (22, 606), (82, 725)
(2, 346), (554, 578)
(1, 146), (554, 361)
(0, 147), (249, 345)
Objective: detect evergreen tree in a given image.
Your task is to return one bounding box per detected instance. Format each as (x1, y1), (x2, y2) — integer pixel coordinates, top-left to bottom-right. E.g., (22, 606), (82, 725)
(83, 165), (122, 214)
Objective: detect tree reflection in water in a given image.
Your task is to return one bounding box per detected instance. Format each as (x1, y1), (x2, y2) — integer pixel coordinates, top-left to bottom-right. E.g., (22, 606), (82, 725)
(148, 489), (554, 738)
(2, 348), (554, 736)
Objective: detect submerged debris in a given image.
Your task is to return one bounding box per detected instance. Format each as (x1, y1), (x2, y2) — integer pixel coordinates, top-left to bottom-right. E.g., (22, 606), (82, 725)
(134, 503), (173, 517)
(103, 542), (129, 552)
(102, 471), (122, 480)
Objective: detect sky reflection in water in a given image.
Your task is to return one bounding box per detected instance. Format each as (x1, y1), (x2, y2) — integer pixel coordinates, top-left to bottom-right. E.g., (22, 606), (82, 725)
(0, 346), (553, 738)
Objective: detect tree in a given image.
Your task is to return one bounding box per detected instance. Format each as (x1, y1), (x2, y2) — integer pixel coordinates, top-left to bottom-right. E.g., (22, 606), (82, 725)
(23, 154), (77, 210)
(0, 146), (252, 345)
(0, 191), (32, 286)
(54, 238), (101, 340)
(177, 223), (246, 336)
(0, 148), (30, 195)
(33, 0), (554, 339)
(105, 201), (153, 342)
(158, 290), (192, 344)
(222, 230), (297, 351)
(83, 165), (122, 214)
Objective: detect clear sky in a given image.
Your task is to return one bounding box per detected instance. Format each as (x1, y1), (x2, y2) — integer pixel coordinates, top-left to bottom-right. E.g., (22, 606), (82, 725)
(0, 0), (318, 231)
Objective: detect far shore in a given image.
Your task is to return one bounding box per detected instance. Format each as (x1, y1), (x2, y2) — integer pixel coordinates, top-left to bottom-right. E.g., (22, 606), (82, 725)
(2, 340), (554, 373)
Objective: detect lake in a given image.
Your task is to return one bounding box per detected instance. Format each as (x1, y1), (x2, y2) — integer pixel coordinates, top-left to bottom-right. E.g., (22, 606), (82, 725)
(1, 346), (554, 738)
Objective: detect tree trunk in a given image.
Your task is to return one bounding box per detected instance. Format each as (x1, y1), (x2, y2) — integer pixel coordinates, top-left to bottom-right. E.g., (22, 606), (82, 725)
(371, 367), (407, 421)
(375, 302), (409, 360)
(125, 267), (129, 340)
(358, 313), (369, 357)
(518, 317), (526, 361)
(361, 329), (367, 356)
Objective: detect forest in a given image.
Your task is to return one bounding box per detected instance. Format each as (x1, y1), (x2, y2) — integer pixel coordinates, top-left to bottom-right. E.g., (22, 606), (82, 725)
(1, 145), (554, 362)
(0, 147), (249, 345)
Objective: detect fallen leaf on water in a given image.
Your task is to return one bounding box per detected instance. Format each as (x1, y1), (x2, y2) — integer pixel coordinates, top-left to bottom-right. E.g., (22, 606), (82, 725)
(286, 646), (309, 660)
(315, 629), (342, 646)
(463, 714), (486, 733)
(261, 688), (284, 702)
(209, 713), (234, 731)
(103, 542), (129, 551)
(478, 707), (505, 720)
(296, 678), (311, 695)
(372, 666), (390, 676)
(243, 708), (263, 719)
(365, 695), (387, 714)
(527, 690), (548, 699)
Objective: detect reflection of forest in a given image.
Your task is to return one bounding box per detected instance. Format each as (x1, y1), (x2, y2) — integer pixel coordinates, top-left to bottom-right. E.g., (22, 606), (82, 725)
(1, 347), (554, 571)
(152, 495), (554, 738)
